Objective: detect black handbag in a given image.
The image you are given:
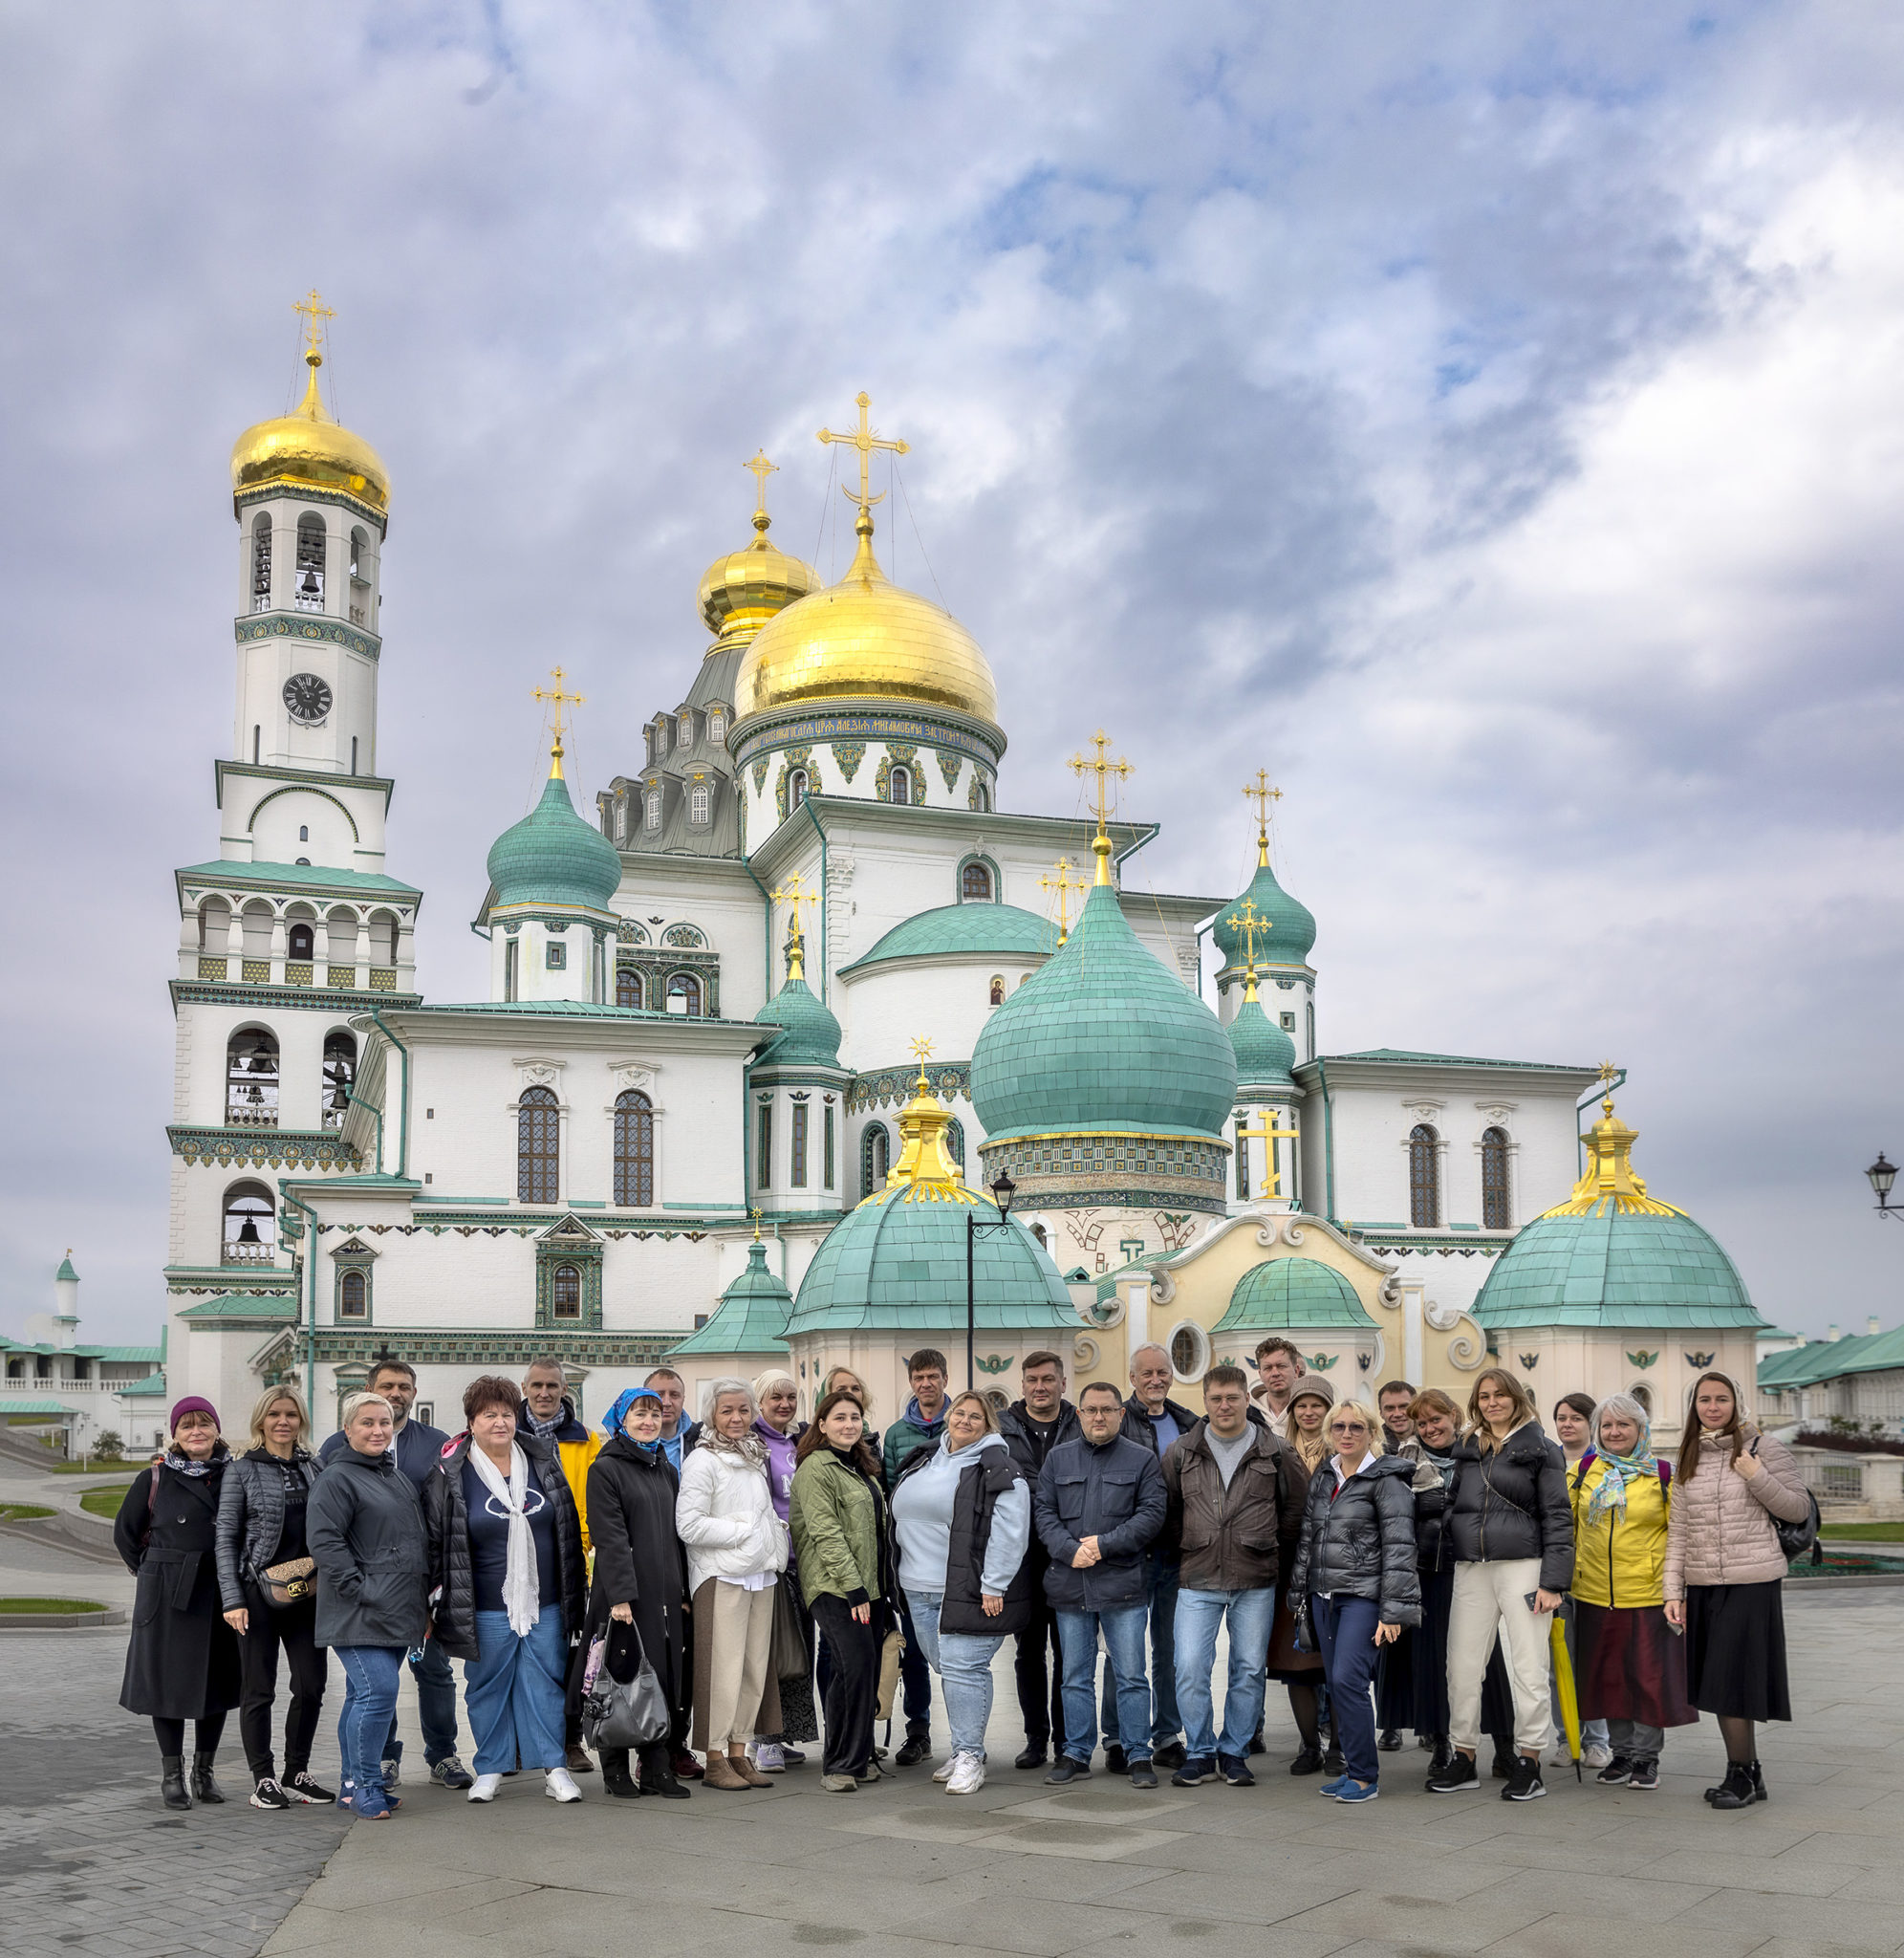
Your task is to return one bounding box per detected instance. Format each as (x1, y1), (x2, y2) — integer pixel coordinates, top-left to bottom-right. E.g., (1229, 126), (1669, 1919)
(580, 1628), (670, 1750)
(770, 1572), (810, 1682)
(1750, 1439), (1822, 1565)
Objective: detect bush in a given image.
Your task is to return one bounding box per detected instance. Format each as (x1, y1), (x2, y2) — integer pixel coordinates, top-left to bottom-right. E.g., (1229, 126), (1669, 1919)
(93, 1430), (124, 1459)
(1793, 1428), (1904, 1457)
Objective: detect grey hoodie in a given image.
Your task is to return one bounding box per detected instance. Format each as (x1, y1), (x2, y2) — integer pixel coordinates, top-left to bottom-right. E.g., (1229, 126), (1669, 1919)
(892, 1431), (1031, 1599)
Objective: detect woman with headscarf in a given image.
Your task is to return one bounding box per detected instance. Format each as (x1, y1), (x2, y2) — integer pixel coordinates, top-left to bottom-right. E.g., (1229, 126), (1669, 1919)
(749, 1367), (816, 1773)
(115, 1397), (242, 1810)
(676, 1377), (789, 1790)
(1568, 1393), (1696, 1791)
(580, 1384), (692, 1801)
(1665, 1370), (1809, 1811)
(1263, 1378), (1330, 1773)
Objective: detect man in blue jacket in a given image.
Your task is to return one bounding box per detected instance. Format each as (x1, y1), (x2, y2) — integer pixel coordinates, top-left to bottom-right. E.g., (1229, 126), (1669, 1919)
(316, 1358), (471, 1791)
(1033, 1381), (1167, 1788)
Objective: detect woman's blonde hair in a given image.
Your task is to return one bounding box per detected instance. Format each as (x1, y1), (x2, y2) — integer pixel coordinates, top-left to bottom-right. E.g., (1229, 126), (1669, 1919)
(1324, 1399), (1380, 1446)
(822, 1366), (875, 1418)
(1465, 1367), (1538, 1450)
(338, 1390), (393, 1431)
(248, 1383), (310, 1448)
(751, 1367), (797, 1402)
(945, 1389), (998, 1435)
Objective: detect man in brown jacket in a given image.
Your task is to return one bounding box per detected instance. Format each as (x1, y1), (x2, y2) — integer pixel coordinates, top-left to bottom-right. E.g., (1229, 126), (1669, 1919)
(1161, 1363), (1309, 1787)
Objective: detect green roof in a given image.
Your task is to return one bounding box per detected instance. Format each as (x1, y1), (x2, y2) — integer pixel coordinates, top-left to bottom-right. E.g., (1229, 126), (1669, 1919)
(1213, 856), (1315, 968)
(1215, 1257), (1372, 1333)
(752, 974), (842, 1070)
(55, 1255), (77, 1283)
(1321, 1049), (1595, 1073)
(670, 1242), (795, 1355)
(787, 1192), (1074, 1335)
(177, 859), (420, 896)
(120, 1374), (170, 1397)
(1227, 997), (1295, 1085)
(841, 903), (1059, 973)
(485, 771), (622, 914)
(970, 881), (1237, 1144)
(1472, 1210), (1764, 1331)
(1757, 1328), (1904, 1390)
(176, 1294), (299, 1321)
(0, 1397), (76, 1416)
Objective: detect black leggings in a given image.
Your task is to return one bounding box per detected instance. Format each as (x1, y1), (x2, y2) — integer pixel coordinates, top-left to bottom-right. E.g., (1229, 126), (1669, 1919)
(810, 1594), (880, 1778)
(237, 1589), (326, 1779)
(153, 1711), (227, 1758)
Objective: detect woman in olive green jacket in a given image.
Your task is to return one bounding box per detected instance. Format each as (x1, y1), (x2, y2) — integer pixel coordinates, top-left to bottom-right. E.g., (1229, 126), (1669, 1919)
(790, 1391), (888, 1791)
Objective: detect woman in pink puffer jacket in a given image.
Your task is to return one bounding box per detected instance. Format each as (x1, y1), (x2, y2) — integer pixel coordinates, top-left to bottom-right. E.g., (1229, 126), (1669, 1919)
(1663, 1371), (1810, 1812)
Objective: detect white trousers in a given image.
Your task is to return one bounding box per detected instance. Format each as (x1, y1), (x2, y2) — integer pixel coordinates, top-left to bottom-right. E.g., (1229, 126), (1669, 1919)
(1446, 1557), (1553, 1756)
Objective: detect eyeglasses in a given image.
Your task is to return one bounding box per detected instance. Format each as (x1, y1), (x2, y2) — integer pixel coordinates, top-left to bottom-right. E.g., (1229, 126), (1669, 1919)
(1329, 1423), (1369, 1435)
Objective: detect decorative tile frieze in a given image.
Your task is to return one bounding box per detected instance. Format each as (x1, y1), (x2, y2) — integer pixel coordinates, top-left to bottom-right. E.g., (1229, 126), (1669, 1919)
(234, 611), (381, 662)
(168, 1126), (363, 1170)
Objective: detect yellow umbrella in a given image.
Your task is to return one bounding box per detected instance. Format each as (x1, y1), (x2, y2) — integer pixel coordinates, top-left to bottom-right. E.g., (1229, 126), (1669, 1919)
(1549, 1613), (1583, 1780)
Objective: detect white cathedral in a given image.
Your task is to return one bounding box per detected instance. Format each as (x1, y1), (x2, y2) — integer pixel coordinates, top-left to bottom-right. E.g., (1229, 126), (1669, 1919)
(165, 312), (1627, 1437)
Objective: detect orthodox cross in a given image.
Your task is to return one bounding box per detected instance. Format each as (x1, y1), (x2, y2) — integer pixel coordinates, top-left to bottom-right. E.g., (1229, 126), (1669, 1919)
(1229, 898), (1270, 980)
(746, 450), (777, 531)
(769, 872), (812, 981)
(1040, 857), (1088, 944)
(1070, 730), (1133, 882)
(1236, 1105), (1302, 1200)
(750, 1207), (764, 1243)
(531, 666), (586, 774)
(909, 1033), (935, 1092)
(817, 392), (909, 510)
(292, 289), (336, 359)
(1243, 769), (1282, 865)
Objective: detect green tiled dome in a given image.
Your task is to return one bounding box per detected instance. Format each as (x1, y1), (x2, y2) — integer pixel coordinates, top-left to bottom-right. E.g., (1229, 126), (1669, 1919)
(1215, 1257), (1371, 1332)
(753, 975), (842, 1070)
(1228, 995), (1296, 1086)
(1472, 1211), (1763, 1331)
(487, 770), (622, 912)
(842, 903), (1059, 972)
(670, 1241), (794, 1356)
(1214, 856), (1315, 968)
(969, 882), (1237, 1143)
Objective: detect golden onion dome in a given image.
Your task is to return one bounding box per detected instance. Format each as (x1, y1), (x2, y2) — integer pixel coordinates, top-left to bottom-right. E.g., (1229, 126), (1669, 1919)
(697, 509), (818, 646)
(230, 349), (389, 515)
(733, 509), (999, 728)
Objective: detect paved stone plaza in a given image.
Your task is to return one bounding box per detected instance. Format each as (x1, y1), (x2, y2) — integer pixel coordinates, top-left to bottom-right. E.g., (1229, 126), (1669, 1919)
(3, 1555), (1901, 1958)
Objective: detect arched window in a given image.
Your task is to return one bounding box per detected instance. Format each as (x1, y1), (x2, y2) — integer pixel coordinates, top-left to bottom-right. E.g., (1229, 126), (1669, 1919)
(1631, 1382), (1653, 1415)
(226, 1028), (280, 1126)
(322, 1030), (357, 1131)
(288, 921), (314, 960)
(1481, 1126), (1511, 1229)
(552, 1265), (582, 1318)
(709, 708), (725, 746)
(689, 784), (711, 826)
(250, 514), (272, 612)
(222, 1181), (275, 1262)
(615, 1090), (654, 1207)
(665, 972), (701, 1016)
(338, 1270), (368, 1319)
(988, 975), (1006, 1007)
(294, 514), (326, 612)
(198, 897), (229, 952)
(946, 1119), (966, 1169)
(889, 765), (912, 805)
(972, 781), (990, 813)
(616, 967), (642, 1010)
(1408, 1123), (1440, 1229)
(962, 861), (993, 903)
(1030, 1222), (1049, 1250)
(862, 1121), (891, 1198)
(787, 770), (808, 810)
(348, 528), (371, 624)
(518, 1085), (560, 1204)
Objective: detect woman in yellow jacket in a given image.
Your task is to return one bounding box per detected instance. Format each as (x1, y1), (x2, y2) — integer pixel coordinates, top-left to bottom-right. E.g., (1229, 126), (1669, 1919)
(1568, 1394), (1696, 1791)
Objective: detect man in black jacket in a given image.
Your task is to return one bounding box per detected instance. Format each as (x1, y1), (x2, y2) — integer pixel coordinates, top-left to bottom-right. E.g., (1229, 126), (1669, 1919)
(1032, 1381), (1167, 1787)
(997, 1350), (1079, 1769)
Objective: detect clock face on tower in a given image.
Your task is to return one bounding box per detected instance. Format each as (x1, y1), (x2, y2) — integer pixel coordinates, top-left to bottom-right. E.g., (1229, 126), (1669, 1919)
(283, 673), (333, 724)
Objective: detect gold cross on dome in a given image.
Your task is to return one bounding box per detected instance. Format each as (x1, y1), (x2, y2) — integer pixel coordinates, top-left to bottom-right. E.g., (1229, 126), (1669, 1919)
(1598, 1059), (1619, 1087)
(532, 666), (586, 775)
(908, 1034), (935, 1091)
(817, 392), (909, 510)
(1237, 1106), (1301, 1200)
(292, 289), (336, 359)
(1230, 899), (1268, 976)
(770, 872), (812, 981)
(746, 450), (778, 527)
(1070, 730), (1134, 886)
(1243, 769), (1283, 829)
(1040, 857), (1088, 944)
(750, 1207), (764, 1243)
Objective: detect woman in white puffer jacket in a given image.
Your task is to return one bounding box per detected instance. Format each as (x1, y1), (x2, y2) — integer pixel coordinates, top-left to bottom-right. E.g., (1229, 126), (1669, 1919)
(675, 1378), (790, 1790)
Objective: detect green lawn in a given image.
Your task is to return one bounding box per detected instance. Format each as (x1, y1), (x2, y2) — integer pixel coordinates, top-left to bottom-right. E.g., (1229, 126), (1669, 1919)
(0, 1503), (54, 1521)
(79, 1483), (135, 1519)
(48, 1459), (137, 1474)
(1820, 1521), (1904, 1542)
(0, 1597), (105, 1614)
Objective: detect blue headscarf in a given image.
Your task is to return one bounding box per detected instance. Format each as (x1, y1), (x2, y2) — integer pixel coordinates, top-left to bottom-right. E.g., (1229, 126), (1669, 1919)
(602, 1385), (663, 1437)
(1585, 1393), (1659, 1523)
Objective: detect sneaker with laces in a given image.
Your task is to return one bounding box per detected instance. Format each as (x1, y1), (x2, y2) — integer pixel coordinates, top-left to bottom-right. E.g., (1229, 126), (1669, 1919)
(249, 1777), (292, 1811)
(1504, 1756), (1547, 1802)
(431, 1755), (475, 1791)
(1595, 1755), (1634, 1786)
(1628, 1757), (1659, 1792)
(381, 1756), (401, 1790)
(946, 1751), (986, 1795)
(283, 1771), (335, 1803)
(1583, 1742), (1613, 1771)
(1426, 1752), (1481, 1794)
(1218, 1754), (1256, 1788)
(753, 1743), (787, 1774)
(1170, 1756), (1214, 1787)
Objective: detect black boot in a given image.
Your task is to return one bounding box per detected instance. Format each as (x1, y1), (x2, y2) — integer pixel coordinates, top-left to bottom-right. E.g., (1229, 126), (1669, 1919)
(161, 1756), (191, 1811)
(189, 1754), (226, 1805)
(1704, 1758), (1766, 1804)
(1428, 1733), (1454, 1777)
(638, 1742), (689, 1799)
(600, 1748), (640, 1800)
(1710, 1760), (1763, 1811)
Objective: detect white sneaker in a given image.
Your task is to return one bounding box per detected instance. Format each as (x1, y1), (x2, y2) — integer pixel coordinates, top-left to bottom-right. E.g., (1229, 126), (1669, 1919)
(932, 1757), (956, 1784)
(1582, 1744), (1613, 1771)
(467, 1773), (502, 1803)
(545, 1766), (583, 1802)
(753, 1743), (786, 1773)
(946, 1751), (986, 1795)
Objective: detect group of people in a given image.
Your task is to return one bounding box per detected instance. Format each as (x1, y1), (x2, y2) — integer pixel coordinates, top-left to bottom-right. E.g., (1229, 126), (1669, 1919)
(115, 1338), (1809, 1818)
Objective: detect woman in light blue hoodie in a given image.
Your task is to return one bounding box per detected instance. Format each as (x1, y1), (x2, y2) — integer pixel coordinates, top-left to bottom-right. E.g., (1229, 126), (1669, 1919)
(889, 1391), (1033, 1794)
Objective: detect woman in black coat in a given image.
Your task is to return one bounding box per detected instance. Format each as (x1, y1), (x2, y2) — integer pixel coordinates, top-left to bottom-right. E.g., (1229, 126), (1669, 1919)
(1288, 1399), (1421, 1803)
(115, 1397), (243, 1810)
(580, 1385), (692, 1800)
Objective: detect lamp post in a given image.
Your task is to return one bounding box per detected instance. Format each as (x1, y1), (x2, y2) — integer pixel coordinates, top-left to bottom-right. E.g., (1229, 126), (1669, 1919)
(1869, 1152), (1899, 1219)
(965, 1172), (1018, 1389)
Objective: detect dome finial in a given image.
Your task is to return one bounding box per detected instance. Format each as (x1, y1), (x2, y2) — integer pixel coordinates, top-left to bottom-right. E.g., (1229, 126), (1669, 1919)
(1544, 1074), (1685, 1219)
(1070, 729), (1134, 886)
(869, 1039), (979, 1206)
(770, 871), (813, 984)
(817, 389), (909, 516)
(531, 665), (586, 781)
(1040, 857), (1088, 945)
(746, 448), (778, 535)
(292, 288), (336, 417)
(1230, 900), (1270, 997)
(1243, 769), (1283, 870)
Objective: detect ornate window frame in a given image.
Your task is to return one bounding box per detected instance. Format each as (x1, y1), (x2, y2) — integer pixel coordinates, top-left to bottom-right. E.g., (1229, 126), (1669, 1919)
(534, 1215), (603, 1329)
(607, 1060), (663, 1208)
(957, 853), (1001, 904)
(511, 1059), (567, 1206)
(331, 1236), (376, 1325)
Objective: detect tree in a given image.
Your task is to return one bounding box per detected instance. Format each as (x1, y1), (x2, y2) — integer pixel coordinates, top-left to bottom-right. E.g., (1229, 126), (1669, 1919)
(93, 1429), (124, 1460)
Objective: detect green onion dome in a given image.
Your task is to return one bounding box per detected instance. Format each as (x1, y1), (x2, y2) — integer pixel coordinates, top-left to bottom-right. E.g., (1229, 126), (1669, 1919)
(1227, 987), (1296, 1086)
(670, 1239), (794, 1355)
(753, 973), (842, 1070)
(1214, 842), (1315, 969)
(970, 879), (1237, 1143)
(486, 755), (623, 914)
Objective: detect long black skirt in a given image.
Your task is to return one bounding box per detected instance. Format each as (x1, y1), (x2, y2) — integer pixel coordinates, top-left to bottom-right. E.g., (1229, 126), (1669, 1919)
(1685, 1579), (1790, 1722)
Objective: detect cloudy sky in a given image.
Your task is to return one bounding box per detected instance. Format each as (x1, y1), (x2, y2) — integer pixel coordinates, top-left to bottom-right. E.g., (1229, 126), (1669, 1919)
(5, 2), (1901, 1344)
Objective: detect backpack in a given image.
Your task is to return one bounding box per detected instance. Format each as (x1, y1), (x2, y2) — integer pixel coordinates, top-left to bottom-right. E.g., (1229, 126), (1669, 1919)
(1750, 1438), (1822, 1565)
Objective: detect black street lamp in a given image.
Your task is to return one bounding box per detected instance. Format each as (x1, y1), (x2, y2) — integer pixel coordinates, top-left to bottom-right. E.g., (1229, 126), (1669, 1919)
(1868, 1152), (1899, 1219)
(965, 1172), (1018, 1389)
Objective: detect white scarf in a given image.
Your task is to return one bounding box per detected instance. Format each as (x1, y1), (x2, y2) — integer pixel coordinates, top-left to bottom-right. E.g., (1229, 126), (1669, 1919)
(468, 1442), (540, 1637)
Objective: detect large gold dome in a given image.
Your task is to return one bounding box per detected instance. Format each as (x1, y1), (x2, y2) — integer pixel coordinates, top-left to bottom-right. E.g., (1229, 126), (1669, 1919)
(733, 512), (998, 727)
(230, 352), (389, 514)
(698, 512), (817, 647)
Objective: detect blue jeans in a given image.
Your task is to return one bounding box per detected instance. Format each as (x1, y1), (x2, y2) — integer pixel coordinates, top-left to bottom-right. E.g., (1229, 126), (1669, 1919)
(1099, 1555), (1180, 1751)
(1057, 1603), (1151, 1766)
(905, 1590), (1004, 1758)
(1174, 1584), (1276, 1762)
(463, 1610), (568, 1775)
(383, 1635), (460, 1766)
(333, 1644), (404, 1813)
(1313, 1595), (1381, 1786)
